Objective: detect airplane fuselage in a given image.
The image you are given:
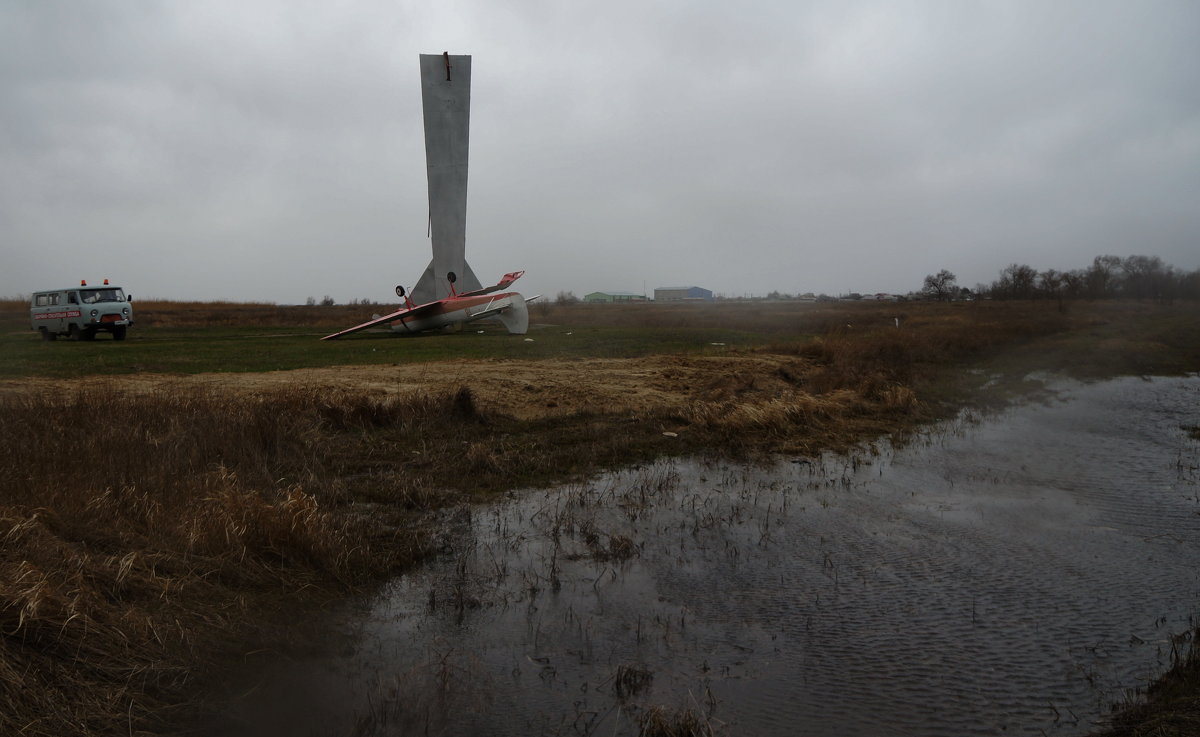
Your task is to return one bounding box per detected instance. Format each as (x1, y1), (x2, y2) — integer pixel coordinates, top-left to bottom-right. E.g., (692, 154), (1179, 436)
(387, 292), (524, 334)
(321, 271), (531, 340)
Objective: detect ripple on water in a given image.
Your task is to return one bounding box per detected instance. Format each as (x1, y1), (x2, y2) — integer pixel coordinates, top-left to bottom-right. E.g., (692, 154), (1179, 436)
(214, 376), (1200, 737)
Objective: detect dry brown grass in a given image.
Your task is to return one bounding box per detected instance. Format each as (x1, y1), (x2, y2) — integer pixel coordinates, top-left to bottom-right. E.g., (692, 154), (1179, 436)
(1097, 627), (1200, 737)
(0, 387), (457, 736)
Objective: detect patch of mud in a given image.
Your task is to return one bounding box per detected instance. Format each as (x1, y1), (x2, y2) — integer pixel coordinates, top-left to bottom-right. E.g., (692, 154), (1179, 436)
(0, 354), (815, 420)
(211, 375), (1200, 736)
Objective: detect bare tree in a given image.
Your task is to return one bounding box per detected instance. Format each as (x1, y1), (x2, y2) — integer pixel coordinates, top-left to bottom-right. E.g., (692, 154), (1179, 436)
(992, 263), (1038, 300)
(1121, 254), (1171, 301)
(1061, 271), (1085, 300)
(1086, 255), (1123, 298)
(922, 270), (958, 301)
(1039, 269), (1065, 311)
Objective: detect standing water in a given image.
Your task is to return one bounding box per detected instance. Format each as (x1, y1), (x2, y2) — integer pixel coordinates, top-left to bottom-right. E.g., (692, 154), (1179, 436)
(218, 376), (1199, 736)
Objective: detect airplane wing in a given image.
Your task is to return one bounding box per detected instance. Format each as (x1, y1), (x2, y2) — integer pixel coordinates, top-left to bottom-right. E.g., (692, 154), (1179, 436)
(467, 299), (517, 322)
(320, 301), (444, 340)
(456, 271), (524, 299)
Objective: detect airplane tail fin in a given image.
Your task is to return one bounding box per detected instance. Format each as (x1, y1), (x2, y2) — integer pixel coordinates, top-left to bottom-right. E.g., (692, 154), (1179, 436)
(495, 293), (529, 334)
(410, 259), (483, 303)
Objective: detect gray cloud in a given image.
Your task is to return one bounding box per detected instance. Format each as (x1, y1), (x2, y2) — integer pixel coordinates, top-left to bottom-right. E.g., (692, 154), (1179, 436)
(2, 0), (1197, 303)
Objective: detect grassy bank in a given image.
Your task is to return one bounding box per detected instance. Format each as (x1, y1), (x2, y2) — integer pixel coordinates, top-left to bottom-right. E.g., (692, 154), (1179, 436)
(0, 297), (1079, 378)
(0, 299), (1197, 735)
(1101, 633), (1200, 737)
(0, 388), (441, 735)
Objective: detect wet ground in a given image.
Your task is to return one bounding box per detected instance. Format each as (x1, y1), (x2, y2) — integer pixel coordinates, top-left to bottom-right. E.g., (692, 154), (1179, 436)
(217, 375), (1200, 736)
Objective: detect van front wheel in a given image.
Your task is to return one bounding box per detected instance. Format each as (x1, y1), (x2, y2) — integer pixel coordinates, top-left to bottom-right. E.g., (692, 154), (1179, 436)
(68, 324), (82, 341)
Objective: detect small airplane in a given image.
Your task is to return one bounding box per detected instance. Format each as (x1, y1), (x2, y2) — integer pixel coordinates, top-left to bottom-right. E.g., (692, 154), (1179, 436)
(320, 270), (536, 340)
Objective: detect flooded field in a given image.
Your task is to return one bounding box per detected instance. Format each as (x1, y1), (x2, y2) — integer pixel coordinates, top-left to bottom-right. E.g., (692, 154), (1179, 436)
(217, 375), (1199, 736)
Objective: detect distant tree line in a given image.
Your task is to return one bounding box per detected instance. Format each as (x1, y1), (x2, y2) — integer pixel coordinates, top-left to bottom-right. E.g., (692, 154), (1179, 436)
(303, 296), (381, 306)
(924, 255), (1199, 304)
(982, 255), (1199, 302)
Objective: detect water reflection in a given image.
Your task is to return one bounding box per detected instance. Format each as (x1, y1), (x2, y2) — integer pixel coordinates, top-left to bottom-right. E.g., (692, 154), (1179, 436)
(222, 375), (1200, 736)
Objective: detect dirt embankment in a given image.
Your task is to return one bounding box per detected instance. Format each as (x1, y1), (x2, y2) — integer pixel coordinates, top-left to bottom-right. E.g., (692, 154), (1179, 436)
(0, 353), (822, 421)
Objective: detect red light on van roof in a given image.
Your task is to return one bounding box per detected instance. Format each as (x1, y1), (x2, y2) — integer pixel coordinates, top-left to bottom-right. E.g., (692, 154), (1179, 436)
(80, 280), (87, 286)
(103, 279), (109, 285)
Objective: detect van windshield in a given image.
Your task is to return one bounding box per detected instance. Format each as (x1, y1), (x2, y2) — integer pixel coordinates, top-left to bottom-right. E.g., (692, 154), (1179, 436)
(79, 289), (125, 304)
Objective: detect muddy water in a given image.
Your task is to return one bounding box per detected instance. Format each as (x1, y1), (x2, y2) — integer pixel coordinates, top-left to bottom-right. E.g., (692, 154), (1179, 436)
(221, 376), (1199, 737)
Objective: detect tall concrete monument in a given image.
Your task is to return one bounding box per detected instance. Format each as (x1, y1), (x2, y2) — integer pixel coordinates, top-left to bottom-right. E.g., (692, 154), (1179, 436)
(321, 51), (534, 341)
(410, 52), (483, 305)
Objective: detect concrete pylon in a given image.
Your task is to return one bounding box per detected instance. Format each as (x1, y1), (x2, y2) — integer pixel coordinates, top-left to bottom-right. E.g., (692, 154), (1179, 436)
(410, 52), (482, 305)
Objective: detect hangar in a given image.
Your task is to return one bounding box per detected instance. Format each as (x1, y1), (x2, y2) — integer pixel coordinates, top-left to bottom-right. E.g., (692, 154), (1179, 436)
(653, 286), (713, 302)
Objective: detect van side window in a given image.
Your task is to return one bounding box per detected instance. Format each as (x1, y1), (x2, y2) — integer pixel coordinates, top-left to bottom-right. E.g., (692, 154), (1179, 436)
(67, 293), (77, 305)
(35, 295), (48, 306)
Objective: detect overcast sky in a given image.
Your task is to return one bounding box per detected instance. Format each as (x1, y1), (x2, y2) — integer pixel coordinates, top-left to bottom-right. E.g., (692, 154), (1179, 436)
(2, 1), (1197, 303)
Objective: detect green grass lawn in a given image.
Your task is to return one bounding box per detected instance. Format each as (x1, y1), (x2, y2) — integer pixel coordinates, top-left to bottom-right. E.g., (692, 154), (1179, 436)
(0, 322), (780, 379)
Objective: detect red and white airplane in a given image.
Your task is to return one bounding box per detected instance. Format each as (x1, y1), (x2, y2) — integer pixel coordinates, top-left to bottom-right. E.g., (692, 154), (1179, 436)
(320, 270), (535, 340)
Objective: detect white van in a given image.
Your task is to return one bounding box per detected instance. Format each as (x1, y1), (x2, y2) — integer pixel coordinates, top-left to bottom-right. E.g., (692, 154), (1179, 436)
(30, 280), (134, 341)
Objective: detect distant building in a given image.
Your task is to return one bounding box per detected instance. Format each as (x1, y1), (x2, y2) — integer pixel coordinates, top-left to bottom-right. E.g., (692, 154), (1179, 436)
(654, 286), (713, 302)
(584, 291), (647, 303)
